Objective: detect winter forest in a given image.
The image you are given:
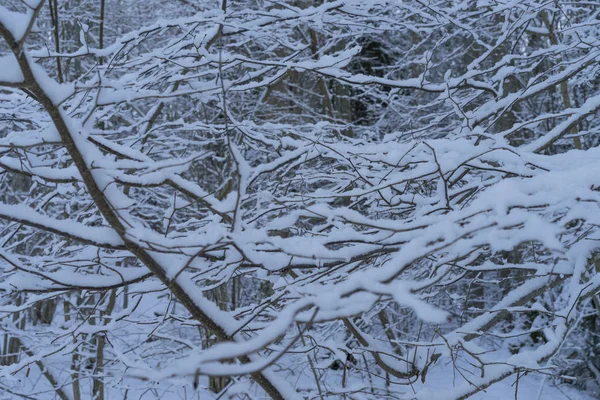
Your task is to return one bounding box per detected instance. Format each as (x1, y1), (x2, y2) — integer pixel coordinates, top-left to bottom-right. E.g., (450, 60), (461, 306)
(2, 0), (600, 399)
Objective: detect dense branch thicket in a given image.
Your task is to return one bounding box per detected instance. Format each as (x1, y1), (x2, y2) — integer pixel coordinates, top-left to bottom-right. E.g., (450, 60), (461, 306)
(1, 0), (600, 399)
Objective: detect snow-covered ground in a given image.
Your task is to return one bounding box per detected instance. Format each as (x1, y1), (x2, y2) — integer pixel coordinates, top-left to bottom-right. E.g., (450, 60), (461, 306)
(419, 367), (595, 400)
